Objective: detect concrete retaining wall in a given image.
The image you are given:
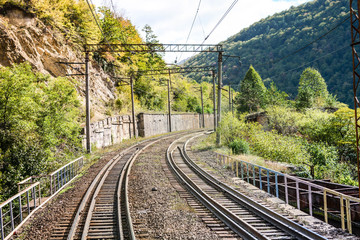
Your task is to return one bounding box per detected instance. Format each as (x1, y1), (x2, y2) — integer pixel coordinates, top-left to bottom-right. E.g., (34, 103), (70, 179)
(83, 113), (214, 149)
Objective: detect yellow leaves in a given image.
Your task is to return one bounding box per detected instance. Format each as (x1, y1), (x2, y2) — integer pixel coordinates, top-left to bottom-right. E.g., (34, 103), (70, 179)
(334, 107), (355, 121)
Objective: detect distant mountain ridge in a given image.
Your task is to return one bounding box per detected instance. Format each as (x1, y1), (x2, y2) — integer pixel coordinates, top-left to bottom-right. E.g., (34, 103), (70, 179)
(184, 0), (352, 106)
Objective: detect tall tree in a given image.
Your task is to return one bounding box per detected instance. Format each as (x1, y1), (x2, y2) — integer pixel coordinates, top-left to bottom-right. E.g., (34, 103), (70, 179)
(235, 66), (267, 112)
(296, 67), (329, 109)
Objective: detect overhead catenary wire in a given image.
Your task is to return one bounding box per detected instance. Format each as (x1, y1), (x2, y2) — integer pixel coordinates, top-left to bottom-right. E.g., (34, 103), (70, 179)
(201, 0), (238, 45)
(198, 16), (206, 39)
(269, 45), (348, 79)
(256, 13), (350, 67)
(86, 0), (128, 65)
(86, 0), (106, 42)
(185, 0), (202, 45)
(177, 0), (202, 63)
(187, 0), (238, 62)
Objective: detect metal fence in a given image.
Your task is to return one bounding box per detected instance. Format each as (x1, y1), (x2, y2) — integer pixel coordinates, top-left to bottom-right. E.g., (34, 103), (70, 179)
(0, 182), (40, 240)
(50, 157), (84, 195)
(0, 156), (84, 240)
(215, 152), (360, 234)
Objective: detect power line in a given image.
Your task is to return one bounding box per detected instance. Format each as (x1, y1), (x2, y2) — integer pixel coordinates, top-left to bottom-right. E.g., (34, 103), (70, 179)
(188, 0), (238, 62)
(185, 0), (202, 44)
(86, 0), (106, 38)
(269, 45), (348, 79)
(86, 0), (132, 68)
(178, 0), (202, 62)
(109, 0), (116, 15)
(201, 0), (238, 44)
(268, 14), (350, 66)
(198, 16), (206, 39)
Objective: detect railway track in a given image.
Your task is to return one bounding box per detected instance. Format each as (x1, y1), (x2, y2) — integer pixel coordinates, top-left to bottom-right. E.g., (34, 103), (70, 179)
(49, 136), (166, 240)
(166, 132), (328, 240)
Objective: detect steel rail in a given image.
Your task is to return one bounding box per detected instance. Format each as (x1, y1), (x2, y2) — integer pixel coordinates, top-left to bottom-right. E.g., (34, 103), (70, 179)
(80, 150), (136, 240)
(67, 131), (195, 240)
(117, 137), (164, 239)
(67, 152), (124, 240)
(166, 135), (262, 240)
(117, 150), (137, 240)
(67, 139), (149, 240)
(183, 133), (327, 240)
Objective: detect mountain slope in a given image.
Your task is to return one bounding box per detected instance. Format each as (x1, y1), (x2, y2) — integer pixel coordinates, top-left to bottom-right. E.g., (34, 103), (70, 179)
(0, 3), (118, 120)
(184, 0), (352, 106)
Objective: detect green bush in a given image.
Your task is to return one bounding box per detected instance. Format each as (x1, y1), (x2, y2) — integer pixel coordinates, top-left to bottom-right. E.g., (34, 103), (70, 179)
(266, 105), (302, 135)
(0, 63), (81, 199)
(229, 139), (249, 154)
(217, 112), (250, 146)
(249, 130), (309, 165)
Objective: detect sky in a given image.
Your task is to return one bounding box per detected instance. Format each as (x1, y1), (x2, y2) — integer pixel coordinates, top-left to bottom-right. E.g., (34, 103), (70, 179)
(93, 0), (312, 63)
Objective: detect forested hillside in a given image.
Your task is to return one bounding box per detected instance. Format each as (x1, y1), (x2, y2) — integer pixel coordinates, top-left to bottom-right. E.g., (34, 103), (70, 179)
(184, 0), (352, 106)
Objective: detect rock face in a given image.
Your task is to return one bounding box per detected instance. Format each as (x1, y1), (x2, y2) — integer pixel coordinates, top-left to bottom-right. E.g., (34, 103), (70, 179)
(0, 4), (116, 120)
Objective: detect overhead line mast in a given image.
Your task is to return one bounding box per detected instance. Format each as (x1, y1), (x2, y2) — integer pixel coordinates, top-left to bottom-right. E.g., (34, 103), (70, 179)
(350, 0), (360, 197)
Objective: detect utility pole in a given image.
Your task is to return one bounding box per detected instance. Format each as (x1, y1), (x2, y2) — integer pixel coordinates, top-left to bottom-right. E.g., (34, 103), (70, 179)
(85, 51), (91, 153)
(212, 70), (217, 131)
(168, 70), (172, 132)
(350, 0), (360, 197)
(228, 85), (231, 113)
(130, 75), (136, 138)
(231, 90), (234, 115)
(200, 85), (204, 128)
(56, 59), (90, 152)
(216, 52), (223, 146)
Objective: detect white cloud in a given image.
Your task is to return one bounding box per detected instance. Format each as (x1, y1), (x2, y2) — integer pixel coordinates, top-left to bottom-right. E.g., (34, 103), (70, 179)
(93, 0), (310, 62)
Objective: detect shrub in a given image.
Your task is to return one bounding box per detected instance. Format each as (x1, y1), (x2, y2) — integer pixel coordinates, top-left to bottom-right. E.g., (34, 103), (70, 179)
(249, 130), (309, 165)
(217, 113), (250, 146)
(0, 63), (81, 199)
(229, 139), (249, 154)
(266, 105), (302, 135)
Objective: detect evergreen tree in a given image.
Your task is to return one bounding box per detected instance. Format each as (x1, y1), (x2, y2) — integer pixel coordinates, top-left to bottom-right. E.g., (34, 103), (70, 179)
(296, 67), (329, 109)
(235, 66), (267, 112)
(266, 80), (289, 106)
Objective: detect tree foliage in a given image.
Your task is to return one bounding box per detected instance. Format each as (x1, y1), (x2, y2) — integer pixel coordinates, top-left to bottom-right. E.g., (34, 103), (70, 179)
(235, 66), (266, 112)
(296, 67), (329, 109)
(0, 63), (81, 200)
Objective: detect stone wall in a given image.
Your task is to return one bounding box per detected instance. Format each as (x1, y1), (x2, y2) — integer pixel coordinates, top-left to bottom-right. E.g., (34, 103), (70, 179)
(83, 113), (214, 149)
(82, 115), (137, 149)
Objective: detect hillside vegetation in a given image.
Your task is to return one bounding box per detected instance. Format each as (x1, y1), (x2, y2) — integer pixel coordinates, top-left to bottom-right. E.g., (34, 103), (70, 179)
(184, 0), (352, 106)
(217, 66), (357, 186)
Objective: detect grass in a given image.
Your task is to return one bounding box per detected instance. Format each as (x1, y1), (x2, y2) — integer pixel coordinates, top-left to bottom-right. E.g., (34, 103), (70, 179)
(192, 132), (292, 174)
(58, 185), (74, 194)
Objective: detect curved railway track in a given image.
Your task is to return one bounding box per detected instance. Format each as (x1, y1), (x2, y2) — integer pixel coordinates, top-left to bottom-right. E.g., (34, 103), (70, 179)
(50, 134), (173, 240)
(166, 132), (328, 240)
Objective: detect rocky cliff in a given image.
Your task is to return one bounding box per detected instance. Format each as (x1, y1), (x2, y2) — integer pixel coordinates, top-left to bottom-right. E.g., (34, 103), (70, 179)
(0, 4), (116, 120)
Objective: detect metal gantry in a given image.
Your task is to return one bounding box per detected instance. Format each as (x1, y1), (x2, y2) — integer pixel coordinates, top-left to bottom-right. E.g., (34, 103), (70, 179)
(79, 43), (223, 153)
(85, 43), (223, 53)
(350, 0), (360, 196)
(124, 66), (217, 132)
